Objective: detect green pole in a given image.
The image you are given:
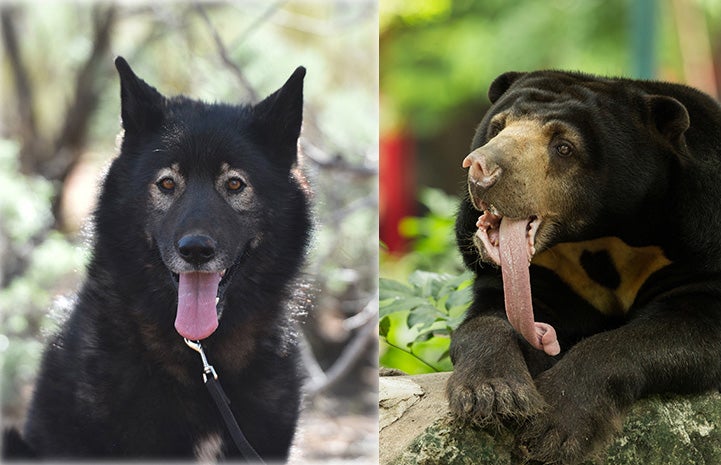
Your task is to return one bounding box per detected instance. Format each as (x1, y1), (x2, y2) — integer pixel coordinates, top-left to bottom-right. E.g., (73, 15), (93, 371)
(631, 0), (656, 79)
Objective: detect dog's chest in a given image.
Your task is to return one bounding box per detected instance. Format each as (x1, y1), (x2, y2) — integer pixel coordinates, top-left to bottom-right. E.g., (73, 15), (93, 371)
(194, 433), (225, 462)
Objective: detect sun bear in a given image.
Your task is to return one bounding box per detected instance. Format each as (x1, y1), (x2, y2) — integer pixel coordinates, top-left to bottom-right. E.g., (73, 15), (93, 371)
(449, 70), (721, 464)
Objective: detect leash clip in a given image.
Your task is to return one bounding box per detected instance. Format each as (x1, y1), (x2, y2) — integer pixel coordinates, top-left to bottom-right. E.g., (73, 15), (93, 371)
(184, 338), (218, 381)
(182, 338), (264, 462)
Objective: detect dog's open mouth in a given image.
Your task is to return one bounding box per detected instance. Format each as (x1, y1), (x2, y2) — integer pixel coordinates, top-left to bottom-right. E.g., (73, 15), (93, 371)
(170, 259), (241, 341)
(473, 202), (560, 356)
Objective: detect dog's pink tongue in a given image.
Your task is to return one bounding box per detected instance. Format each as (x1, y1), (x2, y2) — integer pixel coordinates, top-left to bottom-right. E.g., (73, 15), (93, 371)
(499, 218), (561, 356)
(175, 272), (221, 340)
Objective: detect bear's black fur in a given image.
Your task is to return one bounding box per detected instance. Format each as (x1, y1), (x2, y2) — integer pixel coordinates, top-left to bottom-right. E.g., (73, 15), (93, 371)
(449, 70), (721, 464)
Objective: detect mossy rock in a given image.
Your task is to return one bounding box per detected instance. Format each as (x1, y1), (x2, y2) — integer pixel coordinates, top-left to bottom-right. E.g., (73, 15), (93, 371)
(391, 392), (721, 465)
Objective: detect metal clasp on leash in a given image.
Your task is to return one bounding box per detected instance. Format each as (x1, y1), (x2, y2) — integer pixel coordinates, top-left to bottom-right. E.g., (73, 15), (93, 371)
(182, 337), (263, 462)
(184, 338), (218, 382)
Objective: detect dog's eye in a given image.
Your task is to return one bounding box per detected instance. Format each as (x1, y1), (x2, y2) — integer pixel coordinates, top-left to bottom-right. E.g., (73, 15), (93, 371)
(226, 178), (246, 192)
(157, 177), (176, 192)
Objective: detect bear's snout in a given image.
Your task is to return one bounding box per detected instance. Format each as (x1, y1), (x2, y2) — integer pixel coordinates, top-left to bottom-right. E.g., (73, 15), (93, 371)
(463, 147), (502, 189)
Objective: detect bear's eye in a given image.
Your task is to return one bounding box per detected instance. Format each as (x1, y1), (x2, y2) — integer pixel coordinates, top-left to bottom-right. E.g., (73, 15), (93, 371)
(226, 177), (246, 192)
(488, 122), (503, 138)
(555, 142), (574, 157)
(157, 177), (176, 193)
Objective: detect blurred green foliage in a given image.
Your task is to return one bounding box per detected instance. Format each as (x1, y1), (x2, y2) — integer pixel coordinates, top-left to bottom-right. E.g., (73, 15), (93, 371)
(381, 0), (629, 135)
(381, 187), (463, 281)
(379, 270), (472, 374)
(0, 140), (87, 413)
(398, 188), (460, 272)
(380, 0), (721, 136)
(0, 141), (53, 242)
(379, 188), (470, 373)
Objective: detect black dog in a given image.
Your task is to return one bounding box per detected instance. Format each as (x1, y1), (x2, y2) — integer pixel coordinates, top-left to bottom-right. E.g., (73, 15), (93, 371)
(3, 57), (310, 461)
(449, 71), (721, 464)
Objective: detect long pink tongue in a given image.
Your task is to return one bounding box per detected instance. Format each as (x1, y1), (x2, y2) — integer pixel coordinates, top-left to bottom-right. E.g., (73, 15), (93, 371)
(499, 218), (560, 356)
(175, 272), (221, 340)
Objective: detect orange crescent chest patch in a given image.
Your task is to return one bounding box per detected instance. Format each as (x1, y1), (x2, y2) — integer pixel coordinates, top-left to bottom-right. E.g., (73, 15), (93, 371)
(532, 237), (671, 316)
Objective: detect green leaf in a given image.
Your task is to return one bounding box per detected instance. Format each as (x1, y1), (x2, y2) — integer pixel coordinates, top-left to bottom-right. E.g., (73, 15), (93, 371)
(380, 338), (437, 374)
(446, 315), (466, 331)
(382, 310), (418, 349)
(444, 286), (473, 312)
(408, 270), (445, 297)
(380, 295), (436, 318)
(379, 278), (414, 299)
(416, 326), (451, 341)
(407, 303), (445, 329)
(379, 315), (391, 338)
(398, 217), (420, 238)
(438, 272), (473, 296)
(419, 187), (459, 216)
(410, 335), (453, 372)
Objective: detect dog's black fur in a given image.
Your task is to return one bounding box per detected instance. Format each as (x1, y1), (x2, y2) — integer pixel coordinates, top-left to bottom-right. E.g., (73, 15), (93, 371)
(449, 71), (721, 464)
(3, 57), (310, 461)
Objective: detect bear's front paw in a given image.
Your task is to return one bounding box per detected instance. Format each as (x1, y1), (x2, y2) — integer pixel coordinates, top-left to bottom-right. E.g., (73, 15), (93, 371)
(515, 387), (620, 464)
(447, 370), (546, 426)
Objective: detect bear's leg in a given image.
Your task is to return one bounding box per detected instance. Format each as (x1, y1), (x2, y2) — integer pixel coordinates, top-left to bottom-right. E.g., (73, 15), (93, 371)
(517, 293), (721, 464)
(447, 313), (549, 426)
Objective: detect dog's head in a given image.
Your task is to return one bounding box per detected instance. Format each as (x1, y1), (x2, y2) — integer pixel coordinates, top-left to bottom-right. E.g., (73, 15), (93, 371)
(94, 57), (309, 340)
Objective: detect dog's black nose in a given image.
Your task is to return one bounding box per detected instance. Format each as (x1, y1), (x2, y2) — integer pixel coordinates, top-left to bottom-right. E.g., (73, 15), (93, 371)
(177, 235), (217, 265)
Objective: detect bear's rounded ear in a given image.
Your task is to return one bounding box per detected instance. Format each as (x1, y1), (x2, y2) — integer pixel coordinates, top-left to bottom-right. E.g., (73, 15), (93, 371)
(645, 94), (690, 142)
(488, 72), (525, 104)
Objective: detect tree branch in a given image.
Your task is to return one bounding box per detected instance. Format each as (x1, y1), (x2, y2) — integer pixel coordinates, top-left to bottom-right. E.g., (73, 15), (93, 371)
(48, 5), (117, 230)
(50, 5), (117, 179)
(301, 139), (378, 177)
(1, 6), (44, 175)
(303, 297), (378, 397)
(194, 2), (267, 103)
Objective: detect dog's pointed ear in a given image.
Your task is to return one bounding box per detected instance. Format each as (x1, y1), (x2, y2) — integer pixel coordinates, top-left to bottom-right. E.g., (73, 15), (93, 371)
(252, 66), (305, 167)
(488, 71), (525, 104)
(115, 56), (165, 134)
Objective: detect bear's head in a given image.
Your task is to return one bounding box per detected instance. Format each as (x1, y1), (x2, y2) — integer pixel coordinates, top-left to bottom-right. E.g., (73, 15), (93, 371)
(465, 70), (690, 265)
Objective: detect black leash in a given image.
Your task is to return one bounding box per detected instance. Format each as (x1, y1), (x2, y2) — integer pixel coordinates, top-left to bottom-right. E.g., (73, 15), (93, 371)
(184, 339), (265, 464)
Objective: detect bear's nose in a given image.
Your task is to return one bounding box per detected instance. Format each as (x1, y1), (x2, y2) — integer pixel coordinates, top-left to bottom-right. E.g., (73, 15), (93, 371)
(463, 148), (502, 189)
(177, 234), (217, 265)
